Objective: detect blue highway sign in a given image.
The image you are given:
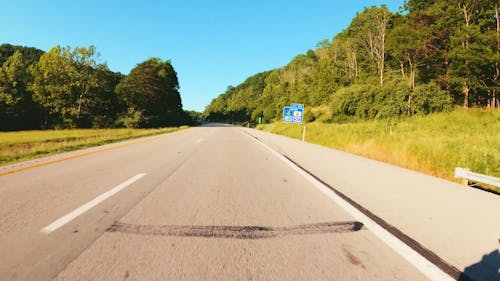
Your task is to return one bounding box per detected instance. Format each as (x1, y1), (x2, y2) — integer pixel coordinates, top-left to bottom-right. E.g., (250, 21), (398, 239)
(283, 103), (304, 124)
(283, 106), (293, 123)
(291, 103), (304, 109)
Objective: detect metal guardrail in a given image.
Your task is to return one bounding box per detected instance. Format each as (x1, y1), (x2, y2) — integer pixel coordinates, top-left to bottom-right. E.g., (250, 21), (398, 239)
(454, 167), (500, 187)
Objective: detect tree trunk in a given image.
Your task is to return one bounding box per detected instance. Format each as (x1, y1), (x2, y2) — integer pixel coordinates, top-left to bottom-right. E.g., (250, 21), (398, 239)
(407, 94), (412, 116)
(399, 61), (405, 78)
(493, 89), (498, 109)
(43, 95), (48, 129)
(345, 41), (358, 80)
(379, 22), (386, 86)
(365, 8), (389, 86)
(495, 6), (499, 109)
(411, 69), (416, 90)
(462, 4), (471, 48)
(444, 54), (452, 98)
(379, 58), (384, 86)
(463, 80), (470, 108)
(77, 93), (83, 119)
(408, 57), (416, 90)
(43, 109), (48, 129)
(461, 4), (471, 108)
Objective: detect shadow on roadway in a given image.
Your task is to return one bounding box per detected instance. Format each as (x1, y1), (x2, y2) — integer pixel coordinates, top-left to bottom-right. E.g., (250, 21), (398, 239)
(199, 122), (237, 128)
(459, 247), (500, 281)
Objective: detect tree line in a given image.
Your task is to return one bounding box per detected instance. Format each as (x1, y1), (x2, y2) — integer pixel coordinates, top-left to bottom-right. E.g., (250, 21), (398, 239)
(0, 44), (194, 131)
(204, 0), (499, 123)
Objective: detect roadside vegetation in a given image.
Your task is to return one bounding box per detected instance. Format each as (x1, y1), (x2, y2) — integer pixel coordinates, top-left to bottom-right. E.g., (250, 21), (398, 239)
(0, 44), (200, 166)
(205, 1), (499, 123)
(257, 109), (500, 185)
(0, 127), (185, 165)
(0, 44), (196, 131)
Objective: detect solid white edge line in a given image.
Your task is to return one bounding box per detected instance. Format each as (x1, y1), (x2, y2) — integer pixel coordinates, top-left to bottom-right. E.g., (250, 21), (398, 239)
(40, 173), (147, 234)
(242, 130), (454, 281)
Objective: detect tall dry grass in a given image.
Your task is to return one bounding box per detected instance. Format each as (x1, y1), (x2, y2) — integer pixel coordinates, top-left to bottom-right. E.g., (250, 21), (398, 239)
(257, 109), (500, 182)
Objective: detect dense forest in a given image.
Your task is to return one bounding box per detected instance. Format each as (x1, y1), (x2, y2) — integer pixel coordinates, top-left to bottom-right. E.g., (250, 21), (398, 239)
(204, 0), (500, 123)
(0, 44), (193, 131)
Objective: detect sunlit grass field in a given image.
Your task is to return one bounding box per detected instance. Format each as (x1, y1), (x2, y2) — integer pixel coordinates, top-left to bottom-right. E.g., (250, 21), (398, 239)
(257, 109), (500, 185)
(0, 127), (186, 166)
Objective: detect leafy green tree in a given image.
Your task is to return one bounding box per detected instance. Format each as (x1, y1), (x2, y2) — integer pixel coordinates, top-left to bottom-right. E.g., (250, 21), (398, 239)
(203, 71), (273, 123)
(0, 44), (44, 66)
(184, 110), (202, 123)
(71, 46), (100, 122)
(448, 0), (495, 108)
(474, 1), (499, 108)
(204, 94), (228, 122)
(115, 58), (183, 127)
(490, 4), (500, 108)
(330, 33), (360, 84)
(330, 76), (410, 121)
(29, 46), (76, 128)
(348, 6), (392, 85)
(411, 82), (453, 114)
(86, 67), (124, 128)
(400, 0), (457, 96)
(206, 1), (500, 124)
(386, 14), (428, 114)
(387, 15), (422, 90)
(316, 39), (330, 49)
(0, 51), (41, 130)
(0, 51), (27, 114)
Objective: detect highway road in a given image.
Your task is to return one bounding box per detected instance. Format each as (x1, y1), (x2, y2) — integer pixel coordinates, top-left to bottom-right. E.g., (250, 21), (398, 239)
(0, 124), (498, 280)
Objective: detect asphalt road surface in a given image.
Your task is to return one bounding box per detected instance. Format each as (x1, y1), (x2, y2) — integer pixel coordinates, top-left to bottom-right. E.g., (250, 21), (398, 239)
(0, 124), (498, 281)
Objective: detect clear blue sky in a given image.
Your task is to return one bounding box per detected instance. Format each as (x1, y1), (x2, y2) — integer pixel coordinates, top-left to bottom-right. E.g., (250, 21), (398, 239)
(0, 0), (403, 112)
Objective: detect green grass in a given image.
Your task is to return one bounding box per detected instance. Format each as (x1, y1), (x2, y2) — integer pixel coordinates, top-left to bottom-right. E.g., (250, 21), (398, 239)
(257, 109), (500, 190)
(0, 127), (187, 166)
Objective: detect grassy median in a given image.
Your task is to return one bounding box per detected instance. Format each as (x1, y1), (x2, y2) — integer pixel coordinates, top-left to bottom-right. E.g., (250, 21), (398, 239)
(0, 127), (187, 166)
(257, 109), (500, 186)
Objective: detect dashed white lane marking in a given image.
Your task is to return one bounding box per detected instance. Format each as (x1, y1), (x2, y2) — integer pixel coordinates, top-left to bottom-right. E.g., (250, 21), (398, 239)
(242, 130), (454, 281)
(40, 173), (147, 234)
